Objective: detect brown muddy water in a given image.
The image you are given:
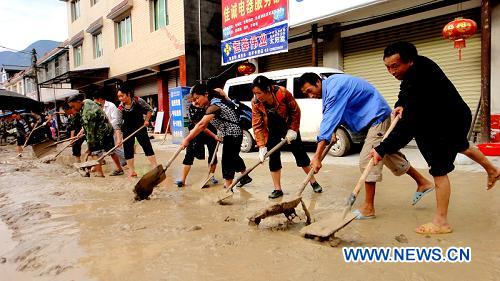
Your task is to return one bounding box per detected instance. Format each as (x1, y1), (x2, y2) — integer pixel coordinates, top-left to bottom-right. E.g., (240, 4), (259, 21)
(0, 143), (499, 281)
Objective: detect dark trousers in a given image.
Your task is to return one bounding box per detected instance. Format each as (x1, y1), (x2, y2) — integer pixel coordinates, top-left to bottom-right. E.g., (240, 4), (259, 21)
(123, 127), (155, 160)
(221, 135), (246, 179)
(183, 134), (218, 165)
(72, 136), (85, 157)
(267, 132), (310, 172)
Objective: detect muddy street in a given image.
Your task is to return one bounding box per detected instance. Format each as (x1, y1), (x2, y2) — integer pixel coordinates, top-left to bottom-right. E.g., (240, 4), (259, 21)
(0, 142), (499, 281)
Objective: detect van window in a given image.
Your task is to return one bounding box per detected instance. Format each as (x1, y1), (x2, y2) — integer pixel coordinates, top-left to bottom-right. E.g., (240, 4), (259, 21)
(228, 83), (253, 101)
(228, 78), (287, 101)
(293, 78), (308, 99)
(274, 79), (287, 88)
(293, 72), (339, 99)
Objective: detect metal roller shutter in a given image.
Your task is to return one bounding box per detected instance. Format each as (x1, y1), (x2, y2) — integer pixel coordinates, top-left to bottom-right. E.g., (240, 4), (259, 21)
(167, 68), (180, 89)
(343, 9), (481, 112)
(134, 75), (158, 97)
(259, 43), (324, 72)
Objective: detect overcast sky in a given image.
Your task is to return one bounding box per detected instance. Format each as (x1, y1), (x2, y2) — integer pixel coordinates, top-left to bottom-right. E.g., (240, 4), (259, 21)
(0, 0), (68, 51)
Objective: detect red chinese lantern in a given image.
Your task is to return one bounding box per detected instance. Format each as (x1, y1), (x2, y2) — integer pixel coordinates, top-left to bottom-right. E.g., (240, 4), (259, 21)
(237, 62), (256, 75)
(442, 17), (477, 61)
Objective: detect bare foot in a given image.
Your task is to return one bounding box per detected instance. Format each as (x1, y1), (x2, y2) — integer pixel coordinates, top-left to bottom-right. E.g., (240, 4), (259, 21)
(416, 182), (434, 193)
(415, 222), (452, 234)
(357, 204), (375, 217)
(487, 168), (500, 190)
(129, 172), (138, 178)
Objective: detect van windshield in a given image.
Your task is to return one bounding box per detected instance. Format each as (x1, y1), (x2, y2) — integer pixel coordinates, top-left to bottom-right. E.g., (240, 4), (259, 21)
(228, 83), (253, 102)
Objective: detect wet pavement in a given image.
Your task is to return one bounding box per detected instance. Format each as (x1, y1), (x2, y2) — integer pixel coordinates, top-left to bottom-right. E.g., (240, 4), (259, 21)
(0, 140), (499, 280)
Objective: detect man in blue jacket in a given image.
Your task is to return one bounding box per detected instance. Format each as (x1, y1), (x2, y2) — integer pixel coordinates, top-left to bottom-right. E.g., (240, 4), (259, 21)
(298, 72), (434, 220)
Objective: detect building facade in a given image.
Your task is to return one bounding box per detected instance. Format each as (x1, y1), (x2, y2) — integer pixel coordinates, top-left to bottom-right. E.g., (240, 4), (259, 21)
(60, 0), (224, 132)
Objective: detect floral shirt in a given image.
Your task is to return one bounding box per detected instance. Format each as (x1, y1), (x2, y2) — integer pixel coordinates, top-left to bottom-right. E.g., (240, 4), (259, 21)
(80, 99), (113, 150)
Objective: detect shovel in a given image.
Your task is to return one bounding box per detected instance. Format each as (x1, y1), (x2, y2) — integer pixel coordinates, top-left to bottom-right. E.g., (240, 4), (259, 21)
(217, 139), (288, 204)
(300, 116), (401, 240)
(42, 135), (84, 163)
(248, 133), (338, 225)
(198, 141), (221, 189)
(160, 113), (173, 145)
(21, 121), (48, 150)
(134, 146), (184, 200)
(42, 135), (82, 149)
(73, 125), (146, 170)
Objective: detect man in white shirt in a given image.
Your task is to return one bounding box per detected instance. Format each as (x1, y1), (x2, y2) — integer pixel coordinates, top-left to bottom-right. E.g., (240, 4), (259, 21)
(93, 90), (127, 174)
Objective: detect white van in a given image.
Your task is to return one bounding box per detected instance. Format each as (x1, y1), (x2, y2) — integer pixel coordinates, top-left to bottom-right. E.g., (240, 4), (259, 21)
(223, 67), (366, 156)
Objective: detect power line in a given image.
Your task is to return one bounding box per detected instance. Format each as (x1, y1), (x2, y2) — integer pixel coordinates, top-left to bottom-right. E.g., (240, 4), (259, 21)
(0, 45), (31, 55)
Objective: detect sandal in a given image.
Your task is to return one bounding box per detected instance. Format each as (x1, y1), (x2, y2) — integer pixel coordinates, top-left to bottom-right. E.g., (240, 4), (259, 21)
(415, 222), (452, 234)
(412, 187), (435, 205)
(109, 170), (124, 176)
(352, 209), (376, 220)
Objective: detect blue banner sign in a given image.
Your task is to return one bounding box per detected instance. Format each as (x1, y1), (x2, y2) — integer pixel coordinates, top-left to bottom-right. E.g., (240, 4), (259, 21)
(168, 87), (191, 144)
(221, 22), (288, 65)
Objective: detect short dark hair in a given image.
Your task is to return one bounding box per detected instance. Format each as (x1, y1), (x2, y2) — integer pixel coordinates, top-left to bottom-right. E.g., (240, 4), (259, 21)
(190, 82), (208, 96)
(67, 94), (84, 103)
(383, 41), (418, 63)
(252, 75), (274, 93)
(117, 82), (134, 97)
(298, 72), (321, 88)
(92, 88), (107, 100)
(61, 102), (71, 111)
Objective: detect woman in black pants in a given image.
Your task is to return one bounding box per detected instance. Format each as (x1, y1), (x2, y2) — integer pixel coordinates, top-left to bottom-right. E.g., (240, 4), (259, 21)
(176, 102), (219, 187)
(181, 84), (252, 189)
(117, 84), (158, 177)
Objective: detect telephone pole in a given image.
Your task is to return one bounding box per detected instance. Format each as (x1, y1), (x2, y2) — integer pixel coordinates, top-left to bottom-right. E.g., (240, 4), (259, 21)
(31, 48), (40, 102)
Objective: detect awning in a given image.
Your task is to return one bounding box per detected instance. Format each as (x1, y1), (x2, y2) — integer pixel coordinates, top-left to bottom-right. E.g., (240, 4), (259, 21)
(106, 0), (133, 21)
(86, 17), (103, 35)
(69, 30), (84, 46)
(40, 89), (79, 103)
(39, 67), (109, 90)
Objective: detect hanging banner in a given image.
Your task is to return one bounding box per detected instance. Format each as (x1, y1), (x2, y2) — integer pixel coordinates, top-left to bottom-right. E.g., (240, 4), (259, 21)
(221, 22), (288, 65)
(222, 0), (288, 40)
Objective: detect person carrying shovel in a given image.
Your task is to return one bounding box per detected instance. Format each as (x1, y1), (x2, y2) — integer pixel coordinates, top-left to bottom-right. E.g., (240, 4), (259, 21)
(11, 111), (41, 157)
(116, 83), (158, 178)
(176, 100), (219, 188)
(62, 104), (85, 163)
(251, 75), (322, 199)
(298, 72), (434, 219)
(371, 41), (500, 234)
(180, 83), (252, 189)
(67, 95), (124, 177)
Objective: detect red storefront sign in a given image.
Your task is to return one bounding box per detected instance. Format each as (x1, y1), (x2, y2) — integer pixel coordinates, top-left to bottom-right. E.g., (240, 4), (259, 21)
(222, 0), (288, 40)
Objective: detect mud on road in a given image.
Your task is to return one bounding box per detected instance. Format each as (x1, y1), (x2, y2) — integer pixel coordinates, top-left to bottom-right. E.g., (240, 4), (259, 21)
(0, 144), (499, 280)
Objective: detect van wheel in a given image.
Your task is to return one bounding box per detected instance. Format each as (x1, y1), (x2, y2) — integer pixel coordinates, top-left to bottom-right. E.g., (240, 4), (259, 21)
(328, 128), (351, 157)
(240, 130), (254, 153)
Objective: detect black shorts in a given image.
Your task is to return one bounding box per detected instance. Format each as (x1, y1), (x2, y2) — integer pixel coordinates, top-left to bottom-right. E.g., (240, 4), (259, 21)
(417, 114), (471, 177)
(183, 134), (218, 166)
(16, 135), (26, 146)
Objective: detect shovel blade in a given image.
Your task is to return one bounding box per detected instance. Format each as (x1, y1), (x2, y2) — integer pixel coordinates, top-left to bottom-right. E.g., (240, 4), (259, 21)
(216, 189), (234, 204)
(74, 160), (100, 169)
(248, 196), (302, 224)
(300, 212), (357, 239)
(134, 164), (166, 200)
